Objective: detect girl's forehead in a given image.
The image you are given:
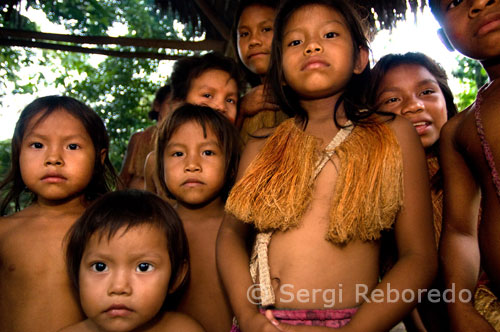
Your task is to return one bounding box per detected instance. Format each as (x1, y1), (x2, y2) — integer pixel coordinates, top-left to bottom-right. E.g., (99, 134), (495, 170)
(284, 4), (345, 31)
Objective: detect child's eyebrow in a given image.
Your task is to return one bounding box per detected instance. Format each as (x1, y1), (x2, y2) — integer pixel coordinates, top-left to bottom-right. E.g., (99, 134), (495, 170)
(24, 132), (89, 141)
(239, 19), (274, 30)
(377, 78), (440, 97)
(167, 140), (220, 148)
(284, 19), (345, 36)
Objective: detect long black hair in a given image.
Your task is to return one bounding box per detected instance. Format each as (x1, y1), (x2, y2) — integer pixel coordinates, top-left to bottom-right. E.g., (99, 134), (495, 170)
(267, 0), (374, 128)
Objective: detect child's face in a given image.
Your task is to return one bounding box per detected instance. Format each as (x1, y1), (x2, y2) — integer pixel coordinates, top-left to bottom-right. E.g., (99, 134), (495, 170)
(237, 4), (276, 76)
(163, 121), (225, 207)
(437, 0), (500, 60)
(79, 225), (172, 332)
(281, 4), (367, 100)
(376, 64), (448, 149)
(185, 69), (238, 124)
(19, 109), (96, 203)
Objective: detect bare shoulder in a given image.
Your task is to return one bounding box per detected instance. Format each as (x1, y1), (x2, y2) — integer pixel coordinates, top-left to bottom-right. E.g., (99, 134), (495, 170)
(57, 320), (90, 332)
(383, 115), (423, 152)
(156, 312), (206, 332)
(238, 126), (275, 178)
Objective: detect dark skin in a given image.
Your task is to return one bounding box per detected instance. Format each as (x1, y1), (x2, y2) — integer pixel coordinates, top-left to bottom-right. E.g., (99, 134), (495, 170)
(436, 0), (500, 330)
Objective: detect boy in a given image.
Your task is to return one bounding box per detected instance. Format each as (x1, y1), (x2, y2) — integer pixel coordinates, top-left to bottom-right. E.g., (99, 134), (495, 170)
(430, 1), (500, 330)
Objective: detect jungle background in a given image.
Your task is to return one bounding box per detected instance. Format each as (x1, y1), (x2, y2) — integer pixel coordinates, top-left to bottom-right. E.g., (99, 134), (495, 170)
(0, 0), (489, 190)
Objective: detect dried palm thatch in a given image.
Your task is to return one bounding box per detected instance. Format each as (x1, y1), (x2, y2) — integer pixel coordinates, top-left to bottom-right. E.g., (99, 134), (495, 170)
(154, 0), (430, 41)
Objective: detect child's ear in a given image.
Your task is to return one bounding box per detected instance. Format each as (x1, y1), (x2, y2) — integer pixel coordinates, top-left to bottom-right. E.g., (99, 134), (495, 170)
(437, 28), (455, 52)
(99, 149), (107, 164)
(168, 260), (189, 294)
(353, 46), (369, 75)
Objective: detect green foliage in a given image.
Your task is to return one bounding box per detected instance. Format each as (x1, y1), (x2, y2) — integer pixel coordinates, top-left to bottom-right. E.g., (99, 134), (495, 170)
(0, 139), (11, 180)
(1, 0), (205, 172)
(452, 56), (489, 111)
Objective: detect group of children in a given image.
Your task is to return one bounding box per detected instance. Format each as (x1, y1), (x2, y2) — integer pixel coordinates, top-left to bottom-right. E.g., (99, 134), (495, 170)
(0, 0), (498, 331)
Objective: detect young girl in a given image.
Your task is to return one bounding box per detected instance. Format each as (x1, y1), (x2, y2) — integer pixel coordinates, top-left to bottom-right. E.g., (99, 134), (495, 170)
(60, 189), (205, 332)
(0, 95), (117, 332)
(144, 52), (240, 198)
(370, 52), (458, 332)
(233, 0), (288, 142)
(155, 104), (241, 332)
(217, 1), (437, 331)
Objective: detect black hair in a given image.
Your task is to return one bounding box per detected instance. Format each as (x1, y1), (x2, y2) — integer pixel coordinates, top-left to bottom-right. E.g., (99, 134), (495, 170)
(65, 189), (189, 310)
(0, 95), (117, 215)
(169, 52), (242, 101)
(369, 52), (458, 121)
(156, 103), (241, 202)
(267, 0), (374, 128)
(148, 84), (171, 121)
(231, 0), (280, 87)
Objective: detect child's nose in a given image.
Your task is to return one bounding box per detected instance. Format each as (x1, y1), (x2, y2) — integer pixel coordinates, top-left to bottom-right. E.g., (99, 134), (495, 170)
(108, 271), (132, 296)
(185, 155), (201, 172)
(401, 97), (425, 115)
(304, 40), (323, 55)
(44, 149), (64, 166)
(470, 0), (496, 16)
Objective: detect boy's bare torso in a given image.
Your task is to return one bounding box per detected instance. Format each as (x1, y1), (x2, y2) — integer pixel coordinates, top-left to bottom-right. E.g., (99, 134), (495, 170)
(0, 204), (85, 332)
(177, 212), (232, 332)
(451, 82), (500, 296)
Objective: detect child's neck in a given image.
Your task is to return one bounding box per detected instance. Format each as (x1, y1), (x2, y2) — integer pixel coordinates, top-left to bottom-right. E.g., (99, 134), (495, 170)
(175, 197), (225, 221)
(300, 93), (346, 123)
(481, 56), (500, 81)
(31, 194), (87, 217)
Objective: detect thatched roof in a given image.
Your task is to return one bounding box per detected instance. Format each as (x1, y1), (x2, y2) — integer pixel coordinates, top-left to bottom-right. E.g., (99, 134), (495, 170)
(155, 0), (430, 41)
(1, 0), (430, 57)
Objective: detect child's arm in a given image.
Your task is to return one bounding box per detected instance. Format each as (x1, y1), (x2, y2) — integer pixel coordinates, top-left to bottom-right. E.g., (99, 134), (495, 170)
(439, 117), (495, 332)
(236, 85), (279, 129)
(144, 151), (157, 193)
(333, 116), (437, 331)
(118, 131), (141, 189)
(216, 134), (280, 332)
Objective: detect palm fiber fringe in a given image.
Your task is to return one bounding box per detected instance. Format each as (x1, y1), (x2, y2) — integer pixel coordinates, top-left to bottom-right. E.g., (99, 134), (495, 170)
(225, 118), (403, 244)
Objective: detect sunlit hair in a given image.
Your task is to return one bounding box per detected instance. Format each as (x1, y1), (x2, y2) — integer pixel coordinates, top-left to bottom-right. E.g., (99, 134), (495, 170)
(65, 189), (189, 310)
(169, 52), (242, 101)
(369, 52), (458, 121)
(148, 84), (171, 121)
(156, 103), (241, 202)
(231, 0), (280, 87)
(0, 95), (117, 215)
(267, 0), (374, 127)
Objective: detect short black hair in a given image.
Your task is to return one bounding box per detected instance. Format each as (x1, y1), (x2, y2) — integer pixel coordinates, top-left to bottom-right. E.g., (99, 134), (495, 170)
(65, 189), (189, 309)
(156, 104), (241, 202)
(148, 84), (171, 121)
(170, 52), (242, 101)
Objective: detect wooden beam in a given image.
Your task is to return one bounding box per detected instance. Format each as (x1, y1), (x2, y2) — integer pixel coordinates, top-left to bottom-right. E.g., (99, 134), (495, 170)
(193, 0), (230, 41)
(0, 38), (186, 61)
(0, 28), (225, 52)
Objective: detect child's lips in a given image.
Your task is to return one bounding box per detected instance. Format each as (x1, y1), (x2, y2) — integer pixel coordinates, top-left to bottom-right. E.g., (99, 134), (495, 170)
(41, 173), (67, 183)
(182, 178), (204, 187)
(302, 58), (329, 71)
(412, 121), (430, 135)
(476, 12), (500, 36)
(105, 304), (133, 317)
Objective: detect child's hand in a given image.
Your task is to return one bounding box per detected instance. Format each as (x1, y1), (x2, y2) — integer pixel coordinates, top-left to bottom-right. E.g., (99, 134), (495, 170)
(263, 310), (334, 332)
(240, 85), (279, 118)
(450, 303), (496, 332)
(241, 311), (282, 332)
